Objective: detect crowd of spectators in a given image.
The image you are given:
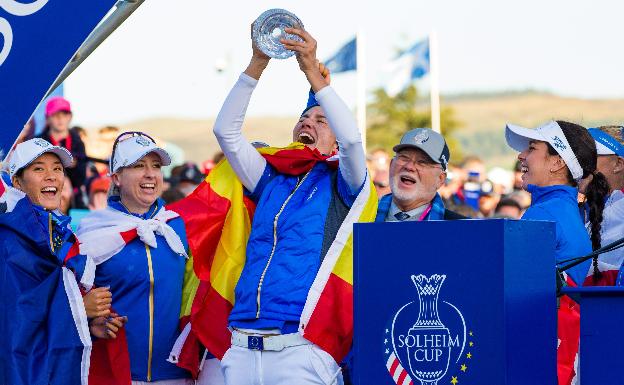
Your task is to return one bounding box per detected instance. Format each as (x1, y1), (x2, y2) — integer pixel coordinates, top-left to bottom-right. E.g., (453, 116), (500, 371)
(6, 96), (547, 225)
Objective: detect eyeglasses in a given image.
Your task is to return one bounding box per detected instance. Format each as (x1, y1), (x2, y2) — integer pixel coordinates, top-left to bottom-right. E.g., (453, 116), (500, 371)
(109, 131), (156, 172)
(395, 153), (442, 170)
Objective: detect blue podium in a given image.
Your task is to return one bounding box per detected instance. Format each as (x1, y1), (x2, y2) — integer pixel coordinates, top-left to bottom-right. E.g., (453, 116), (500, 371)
(561, 286), (624, 385)
(353, 219), (557, 385)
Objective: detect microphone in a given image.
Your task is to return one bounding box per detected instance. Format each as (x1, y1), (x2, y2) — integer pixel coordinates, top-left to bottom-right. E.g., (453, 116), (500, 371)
(556, 236), (624, 296)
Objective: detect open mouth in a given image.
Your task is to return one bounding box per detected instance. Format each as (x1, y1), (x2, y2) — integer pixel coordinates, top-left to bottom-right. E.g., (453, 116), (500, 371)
(140, 183), (156, 192)
(40, 186), (58, 198)
(399, 174), (417, 186)
(521, 165), (529, 174)
(298, 132), (316, 145)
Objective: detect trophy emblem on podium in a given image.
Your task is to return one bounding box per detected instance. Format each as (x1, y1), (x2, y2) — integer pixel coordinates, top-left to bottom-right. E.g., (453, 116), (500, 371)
(385, 274), (471, 385)
(406, 274), (452, 385)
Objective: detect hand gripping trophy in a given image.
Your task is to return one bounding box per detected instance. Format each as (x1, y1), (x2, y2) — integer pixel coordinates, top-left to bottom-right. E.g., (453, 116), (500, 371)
(252, 9), (304, 59)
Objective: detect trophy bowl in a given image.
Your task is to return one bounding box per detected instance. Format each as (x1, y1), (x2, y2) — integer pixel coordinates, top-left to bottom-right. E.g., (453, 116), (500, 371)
(252, 8), (304, 59)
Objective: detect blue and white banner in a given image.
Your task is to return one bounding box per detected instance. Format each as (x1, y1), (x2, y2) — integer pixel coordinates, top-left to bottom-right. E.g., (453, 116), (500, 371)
(324, 37), (356, 74)
(0, 0), (117, 156)
(384, 37), (430, 96)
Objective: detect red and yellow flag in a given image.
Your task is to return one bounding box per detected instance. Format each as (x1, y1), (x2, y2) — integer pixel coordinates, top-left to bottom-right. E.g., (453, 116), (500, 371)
(167, 144), (376, 372)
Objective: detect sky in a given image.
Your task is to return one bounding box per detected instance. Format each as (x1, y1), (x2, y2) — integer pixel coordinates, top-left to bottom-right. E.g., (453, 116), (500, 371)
(65, 0), (624, 127)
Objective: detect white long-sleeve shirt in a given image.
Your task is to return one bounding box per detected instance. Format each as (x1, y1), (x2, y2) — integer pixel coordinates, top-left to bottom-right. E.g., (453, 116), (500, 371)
(213, 73), (366, 194)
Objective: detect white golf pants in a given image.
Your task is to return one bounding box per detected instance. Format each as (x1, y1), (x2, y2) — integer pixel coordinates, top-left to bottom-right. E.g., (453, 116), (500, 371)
(220, 344), (344, 385)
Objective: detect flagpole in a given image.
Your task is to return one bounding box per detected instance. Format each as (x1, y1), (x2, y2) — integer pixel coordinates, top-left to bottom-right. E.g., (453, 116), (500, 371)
(429, 31), (441, 133)
(356, 28), (367, 151)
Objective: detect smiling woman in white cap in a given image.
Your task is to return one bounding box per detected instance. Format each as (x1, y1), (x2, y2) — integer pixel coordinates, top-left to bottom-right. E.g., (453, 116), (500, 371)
(506, 120), (609, 284)
(506, 121), (610, 385)
(77, 132), (204, 385)
(0, 138), (125, 385)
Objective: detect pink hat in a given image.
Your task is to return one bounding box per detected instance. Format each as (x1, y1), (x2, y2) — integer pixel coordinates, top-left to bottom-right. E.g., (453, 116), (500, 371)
(45, 96), (72, 117)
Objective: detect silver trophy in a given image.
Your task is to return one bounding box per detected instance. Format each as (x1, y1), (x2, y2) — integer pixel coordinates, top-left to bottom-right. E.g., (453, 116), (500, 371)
(252, 9), (304, 59)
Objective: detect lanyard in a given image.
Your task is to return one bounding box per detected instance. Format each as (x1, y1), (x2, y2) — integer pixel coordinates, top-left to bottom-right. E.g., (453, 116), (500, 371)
(417, 204), (433, 221)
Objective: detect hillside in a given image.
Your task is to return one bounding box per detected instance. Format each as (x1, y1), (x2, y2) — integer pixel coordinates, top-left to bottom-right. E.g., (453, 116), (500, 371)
(447, 93), (624, 167)
(88, 92), (624, 168)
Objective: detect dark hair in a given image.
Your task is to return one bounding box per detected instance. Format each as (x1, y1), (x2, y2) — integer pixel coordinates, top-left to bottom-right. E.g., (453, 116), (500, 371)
(547, 121), (610, 277)
(495, 198), (522, 213)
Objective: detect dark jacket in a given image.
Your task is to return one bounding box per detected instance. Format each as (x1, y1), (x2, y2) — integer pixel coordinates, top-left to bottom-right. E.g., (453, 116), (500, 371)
(38, 127), (87, 190)
(0, 194), (88, 385)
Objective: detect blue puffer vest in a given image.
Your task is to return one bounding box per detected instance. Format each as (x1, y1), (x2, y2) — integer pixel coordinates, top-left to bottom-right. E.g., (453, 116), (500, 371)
(229, 162), (360, 332)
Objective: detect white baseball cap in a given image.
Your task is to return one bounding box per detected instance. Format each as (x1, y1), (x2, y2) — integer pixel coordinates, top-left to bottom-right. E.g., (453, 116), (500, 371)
(8, 138), (73, 178)
(109, 132), (171, 174)
(505, 120), (584, 181)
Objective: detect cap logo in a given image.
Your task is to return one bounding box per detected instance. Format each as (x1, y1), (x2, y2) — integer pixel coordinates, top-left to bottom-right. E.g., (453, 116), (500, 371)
(135, 136), (151, 147)
(413, 131), (429, 145)
(33, 139), (50, 147)
(440, 154), (447, 169)
(552, 136), (567, 151)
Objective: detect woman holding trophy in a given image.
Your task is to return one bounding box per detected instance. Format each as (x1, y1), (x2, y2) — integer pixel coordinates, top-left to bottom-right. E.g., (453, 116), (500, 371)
(211, 9), (369, 385)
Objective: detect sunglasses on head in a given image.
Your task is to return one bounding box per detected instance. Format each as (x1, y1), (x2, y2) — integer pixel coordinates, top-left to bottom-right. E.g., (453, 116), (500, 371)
(109, 131), (156, 172)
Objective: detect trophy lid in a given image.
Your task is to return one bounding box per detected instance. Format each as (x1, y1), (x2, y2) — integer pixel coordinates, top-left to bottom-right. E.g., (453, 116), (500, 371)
(252, 9), (304, 59)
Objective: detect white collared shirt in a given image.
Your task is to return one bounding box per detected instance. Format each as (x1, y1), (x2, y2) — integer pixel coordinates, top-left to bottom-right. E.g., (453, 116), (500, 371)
(385, 200), (428, 222)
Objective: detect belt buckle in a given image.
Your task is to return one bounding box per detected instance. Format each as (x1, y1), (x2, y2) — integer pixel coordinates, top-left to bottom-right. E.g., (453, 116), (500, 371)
(247, 335), (264, 351)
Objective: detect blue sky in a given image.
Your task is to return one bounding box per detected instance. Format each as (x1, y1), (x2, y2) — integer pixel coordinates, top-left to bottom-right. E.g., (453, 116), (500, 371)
(65, 0), (624, 126)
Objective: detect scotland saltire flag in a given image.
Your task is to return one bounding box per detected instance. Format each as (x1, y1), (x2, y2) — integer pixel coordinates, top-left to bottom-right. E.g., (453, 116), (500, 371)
(384, 37), (430, 96)
(0, 0), (118, 156)
(324, 37), (356, 74)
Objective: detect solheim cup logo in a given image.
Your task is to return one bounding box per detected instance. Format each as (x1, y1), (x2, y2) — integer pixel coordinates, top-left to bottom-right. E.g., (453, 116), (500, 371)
(0, 0), (49, 66)
(384, 274), (475, 385)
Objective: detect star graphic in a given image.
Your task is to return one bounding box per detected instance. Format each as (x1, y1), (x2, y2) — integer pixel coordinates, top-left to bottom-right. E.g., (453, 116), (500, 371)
(385, 329), (390, 334)
(469, 341), (474, 347)
(469, 331), (473, 336)
(385, 348), (390, 354)
(466, 352), (472, 359)
(460, 364), (468, 372)
(384, 339), (388, 345)
(450, 376), (458, 385)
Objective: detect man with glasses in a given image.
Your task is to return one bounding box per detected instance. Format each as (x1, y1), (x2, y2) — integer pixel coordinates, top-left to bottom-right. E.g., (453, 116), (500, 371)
(376, 128), (464, 222)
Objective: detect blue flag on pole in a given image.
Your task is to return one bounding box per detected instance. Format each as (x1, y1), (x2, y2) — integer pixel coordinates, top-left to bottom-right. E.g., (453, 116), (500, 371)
(0, 0), (117, 156)
(384, 37), (430, 96)
(324, 37), (356, 74)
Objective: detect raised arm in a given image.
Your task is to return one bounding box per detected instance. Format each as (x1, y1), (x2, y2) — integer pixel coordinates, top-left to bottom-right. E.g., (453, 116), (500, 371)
(212, 38), (270, 192)
(315, 86), (366, 193)
(282, 28), (367, 193)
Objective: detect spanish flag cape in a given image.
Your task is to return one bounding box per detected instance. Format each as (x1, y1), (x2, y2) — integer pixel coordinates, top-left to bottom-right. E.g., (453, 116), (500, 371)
(167, 143), (377, 375)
